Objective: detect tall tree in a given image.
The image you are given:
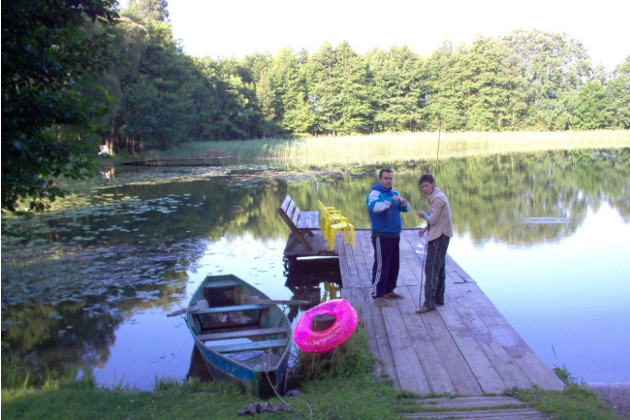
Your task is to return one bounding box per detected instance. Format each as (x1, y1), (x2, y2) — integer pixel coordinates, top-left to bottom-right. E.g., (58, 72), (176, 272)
(99, 17), (148, 155)
(330, 42), (373, 134)
(459, 37), (527, 130)
(187, 59), (242, 141)
(305, 43), (337, 135)
(265, 48), (313, 136)
(125, 0), (169, 23)
(2, 0), (121, 213)
(118, 21), (196, 152)
(603, 56), (630, 129)
(424, 41), (467, 131)
(568, 81), (609, 129)
(501, 29), (594, 130)
(366, 46), (426, 132)
(208, 59), (259, 139)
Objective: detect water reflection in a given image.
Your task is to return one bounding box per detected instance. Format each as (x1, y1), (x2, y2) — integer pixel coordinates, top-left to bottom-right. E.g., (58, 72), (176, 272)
(283, 257), (341, 323)
(186, 345), (213, 383)
(2, 148), (629, 388)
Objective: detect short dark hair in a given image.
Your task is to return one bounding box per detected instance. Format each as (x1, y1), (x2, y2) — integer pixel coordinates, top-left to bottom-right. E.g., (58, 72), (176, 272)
(379, 169), (393, 178)
(418, 174), (435, 185)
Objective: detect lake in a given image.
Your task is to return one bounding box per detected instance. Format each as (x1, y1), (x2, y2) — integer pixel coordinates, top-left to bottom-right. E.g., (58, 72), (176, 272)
(2, 148), (629, 389)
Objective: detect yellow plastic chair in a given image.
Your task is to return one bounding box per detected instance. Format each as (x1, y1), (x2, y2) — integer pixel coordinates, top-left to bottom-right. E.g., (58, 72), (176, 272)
(317, 200), (355, 250)
(326, 215), (355, 250)
(317, 201), (330, 234)
(318, 200), (342, 241)
(327, 220), (349, 250)
(343, 221), (355, 249)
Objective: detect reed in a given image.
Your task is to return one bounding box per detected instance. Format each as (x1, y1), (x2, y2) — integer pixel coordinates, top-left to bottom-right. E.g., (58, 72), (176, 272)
(153, 130), (630, 170)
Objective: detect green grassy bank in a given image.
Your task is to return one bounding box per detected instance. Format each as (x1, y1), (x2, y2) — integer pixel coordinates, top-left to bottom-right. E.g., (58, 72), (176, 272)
(2, 326), (624, 420)
(146, 130), (630, 169)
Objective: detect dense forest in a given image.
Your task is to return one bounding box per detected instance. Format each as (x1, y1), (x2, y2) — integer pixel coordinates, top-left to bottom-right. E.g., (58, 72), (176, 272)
(96, 0), (630, 153)
(2, 0), (630, 213)
(100, 1), (630, 154)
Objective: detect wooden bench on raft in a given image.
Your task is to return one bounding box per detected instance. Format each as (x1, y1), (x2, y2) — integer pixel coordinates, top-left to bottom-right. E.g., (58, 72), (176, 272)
(278, 195), (320, 253)
(205, 148), (232, 165)
(278, 194), (344, 261)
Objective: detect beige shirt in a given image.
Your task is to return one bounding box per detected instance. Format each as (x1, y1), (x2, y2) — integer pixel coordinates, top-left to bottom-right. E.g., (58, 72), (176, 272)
(425, 186), (453, 242)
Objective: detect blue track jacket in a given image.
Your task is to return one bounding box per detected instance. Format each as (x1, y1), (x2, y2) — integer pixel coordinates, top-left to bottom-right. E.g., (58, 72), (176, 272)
(366, 183), (409, 235)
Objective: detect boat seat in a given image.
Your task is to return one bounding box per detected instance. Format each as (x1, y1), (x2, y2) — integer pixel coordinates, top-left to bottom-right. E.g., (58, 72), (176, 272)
(203, 279), (241, 289)
(194, 304), (268, 315)
(209, 338), (289, 353)
(198, 327), (288, 341)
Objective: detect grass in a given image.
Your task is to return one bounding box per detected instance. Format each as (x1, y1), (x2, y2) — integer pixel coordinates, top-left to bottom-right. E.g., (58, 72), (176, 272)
(506, 384), (625, 420)
(2, 325), (625, 419)
(141, 130), (630, 170)
(2, 325), (407, 419)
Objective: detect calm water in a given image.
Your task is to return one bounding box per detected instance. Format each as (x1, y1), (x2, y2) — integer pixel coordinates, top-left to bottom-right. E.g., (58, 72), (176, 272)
(2, 149), (629, 389)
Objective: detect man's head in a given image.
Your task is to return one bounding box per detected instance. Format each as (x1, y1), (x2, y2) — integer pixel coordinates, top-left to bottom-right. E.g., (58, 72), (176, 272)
(379, 169), (394, 190)
(418, 173), (435, 195)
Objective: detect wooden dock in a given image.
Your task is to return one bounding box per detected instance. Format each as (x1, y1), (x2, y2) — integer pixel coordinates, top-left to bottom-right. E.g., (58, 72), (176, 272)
(334, 228), (564, 396)
(121, 157), (231, 167)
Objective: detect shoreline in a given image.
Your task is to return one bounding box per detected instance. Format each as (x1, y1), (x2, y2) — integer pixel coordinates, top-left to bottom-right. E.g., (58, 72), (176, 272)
(586, 383), (630, 418)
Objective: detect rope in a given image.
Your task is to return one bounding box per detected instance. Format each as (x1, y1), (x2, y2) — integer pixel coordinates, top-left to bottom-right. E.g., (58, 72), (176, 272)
(262, 350), (313, 419)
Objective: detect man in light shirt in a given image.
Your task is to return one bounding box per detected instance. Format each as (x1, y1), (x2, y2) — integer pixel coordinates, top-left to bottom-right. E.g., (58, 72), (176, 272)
(416, 174), (453, 314)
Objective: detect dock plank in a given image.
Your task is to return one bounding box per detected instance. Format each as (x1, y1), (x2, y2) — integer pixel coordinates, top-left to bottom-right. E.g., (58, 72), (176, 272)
(393, 285), (453, 394)
(366, 287), (401, 387)
(446, 271), (564, 391)
(417, 296), (484, 396)
(335, 229), (564, 396)
(379, 293), (431, 394)
(444, 281), (534, 392)
(436, 290), (513, 394)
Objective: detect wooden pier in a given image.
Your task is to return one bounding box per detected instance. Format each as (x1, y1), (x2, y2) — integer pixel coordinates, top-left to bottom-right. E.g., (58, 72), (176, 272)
(333, 228), (564, 396)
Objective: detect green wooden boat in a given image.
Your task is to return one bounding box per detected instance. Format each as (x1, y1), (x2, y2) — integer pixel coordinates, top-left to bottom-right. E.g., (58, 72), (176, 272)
(184, 274), (292, 397)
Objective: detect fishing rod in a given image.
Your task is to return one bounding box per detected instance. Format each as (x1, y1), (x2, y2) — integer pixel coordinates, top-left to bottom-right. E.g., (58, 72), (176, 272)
(435, 114), (442, 175)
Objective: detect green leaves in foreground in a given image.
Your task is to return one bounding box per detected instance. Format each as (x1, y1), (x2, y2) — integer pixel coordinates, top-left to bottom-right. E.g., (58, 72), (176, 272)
(2, 0), (122, 213)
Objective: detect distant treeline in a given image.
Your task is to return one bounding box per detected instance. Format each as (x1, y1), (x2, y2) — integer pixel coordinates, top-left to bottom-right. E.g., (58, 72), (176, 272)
(99, 2), (630, 154)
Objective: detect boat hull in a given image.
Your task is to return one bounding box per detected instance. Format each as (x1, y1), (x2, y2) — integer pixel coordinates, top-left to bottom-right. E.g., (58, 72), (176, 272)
(185, 274), (292, 397)
(192, 338), (290, 396)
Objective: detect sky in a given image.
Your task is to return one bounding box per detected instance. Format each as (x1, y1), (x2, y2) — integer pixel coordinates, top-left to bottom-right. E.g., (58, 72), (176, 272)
(163, 0), (630, 72)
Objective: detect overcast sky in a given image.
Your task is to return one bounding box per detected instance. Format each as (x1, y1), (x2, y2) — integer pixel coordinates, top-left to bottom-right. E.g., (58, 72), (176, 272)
(163, 0), (629, 72)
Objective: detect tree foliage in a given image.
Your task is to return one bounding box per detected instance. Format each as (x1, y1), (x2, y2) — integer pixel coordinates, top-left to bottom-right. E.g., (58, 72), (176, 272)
(2, 0), (122, 213)
(99, 22), (628, 154)
(500, 30), (594, 130)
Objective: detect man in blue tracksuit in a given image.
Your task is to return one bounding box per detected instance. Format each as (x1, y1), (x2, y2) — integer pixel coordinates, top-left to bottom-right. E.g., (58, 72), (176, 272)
(365, 169), (409, 307)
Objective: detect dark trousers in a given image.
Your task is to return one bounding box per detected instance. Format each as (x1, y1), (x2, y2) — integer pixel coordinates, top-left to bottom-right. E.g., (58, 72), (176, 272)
(423, 234), (450, 309)
(371, 236), (400, 299)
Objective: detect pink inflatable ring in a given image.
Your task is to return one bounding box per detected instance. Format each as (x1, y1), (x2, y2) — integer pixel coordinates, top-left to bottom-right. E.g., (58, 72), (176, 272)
(294, 299), (358, 353)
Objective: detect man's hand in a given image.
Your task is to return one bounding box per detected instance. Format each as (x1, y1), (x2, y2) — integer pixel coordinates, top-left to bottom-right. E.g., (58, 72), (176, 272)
(416, 210), (427, 218)
(418, 227), (428, 237)
(393, 196), (407, 207)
